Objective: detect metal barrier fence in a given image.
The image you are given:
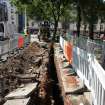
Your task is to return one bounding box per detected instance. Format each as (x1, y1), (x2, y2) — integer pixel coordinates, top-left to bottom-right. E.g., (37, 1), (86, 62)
(9, 38), (18, 51)
(60, 36), (105, 105)
(24, 36), (30, 46)
(0, 36), (30, 59)
(73, 47), (105, 105)
(70, 35), (105, 66)
(0, 40), (9, 55)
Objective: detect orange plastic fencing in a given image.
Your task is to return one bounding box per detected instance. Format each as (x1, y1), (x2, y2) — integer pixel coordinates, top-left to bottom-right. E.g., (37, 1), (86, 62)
(64, 40), (73, 64)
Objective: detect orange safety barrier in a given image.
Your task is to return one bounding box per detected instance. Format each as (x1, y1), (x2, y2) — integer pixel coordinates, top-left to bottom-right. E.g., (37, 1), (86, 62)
(64, 40), (73, 64)
(18, 36), (24, 48)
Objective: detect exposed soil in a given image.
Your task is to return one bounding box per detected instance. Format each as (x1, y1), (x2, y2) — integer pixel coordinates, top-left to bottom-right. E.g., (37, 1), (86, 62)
(0, 41), (64, 105)
(48, 44), (64, 105)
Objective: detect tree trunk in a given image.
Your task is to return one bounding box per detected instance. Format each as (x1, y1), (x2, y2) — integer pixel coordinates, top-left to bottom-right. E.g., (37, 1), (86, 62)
(83, 24), (87, 35)
(53, 20), (58, 41)
(62, 21), (69, 31)
(99, 23), (102, 35)
(104, 23), (105, 35)
(89, 23), (94, 40)
(77, 4), (81, 37)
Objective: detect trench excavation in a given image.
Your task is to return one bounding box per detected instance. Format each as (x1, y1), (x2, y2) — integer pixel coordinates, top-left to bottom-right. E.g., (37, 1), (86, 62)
(0, 41), (64, 105)
(48, 44), (64, 105)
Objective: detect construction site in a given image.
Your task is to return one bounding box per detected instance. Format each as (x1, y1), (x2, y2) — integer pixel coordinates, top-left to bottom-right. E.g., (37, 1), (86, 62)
(1, 0), (105, 105)
(0, 40), (64, 105)
(0, 35), (92, 105)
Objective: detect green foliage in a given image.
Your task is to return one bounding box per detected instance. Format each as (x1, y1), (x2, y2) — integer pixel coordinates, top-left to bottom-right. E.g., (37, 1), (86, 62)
(10, 0), (73, 21)
(11, 0), (105, 39)
(10, 0), (26, 13)
(9, 0), (105, 25)
(60, 5), (77, 22)
(10, 0), (73, 41)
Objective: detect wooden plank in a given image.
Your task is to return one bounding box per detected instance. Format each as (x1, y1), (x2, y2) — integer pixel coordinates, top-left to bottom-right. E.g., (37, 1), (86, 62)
(4, 98), (30, 105)
(5, 83), (38, 100)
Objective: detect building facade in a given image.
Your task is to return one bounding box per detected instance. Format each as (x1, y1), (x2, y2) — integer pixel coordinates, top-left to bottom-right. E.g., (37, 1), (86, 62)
(0, 0), (18, 37)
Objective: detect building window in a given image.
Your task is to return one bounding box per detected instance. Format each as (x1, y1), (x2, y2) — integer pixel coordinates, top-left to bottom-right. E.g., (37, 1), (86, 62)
(11, 15), (14, 20)
(12, 21), (14, 24)
(11, 9), (14, 13)
(11, 4), (14, 7)
(2, 2), (6, 6)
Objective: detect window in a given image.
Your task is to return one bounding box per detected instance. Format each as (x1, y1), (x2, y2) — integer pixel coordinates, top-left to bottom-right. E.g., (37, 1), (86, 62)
(11, 4), (13, 7)
(0, 23), (4, 32)
(12, 21), (14, 24)
(11, 9), (14, 13)
(11, 15), (14, 20)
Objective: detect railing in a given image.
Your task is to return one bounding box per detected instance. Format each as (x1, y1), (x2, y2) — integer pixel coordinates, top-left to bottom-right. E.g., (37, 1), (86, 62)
(0, 35), (30, 98)
(0, 40), (9, 55)
(73, 47), (105, 105)
(9, 38), (18, 51)
(0, 35), (30, 60)
(60, 35), (105, 105)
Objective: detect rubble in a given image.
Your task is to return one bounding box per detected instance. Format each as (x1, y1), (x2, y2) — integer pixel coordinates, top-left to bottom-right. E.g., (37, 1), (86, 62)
(0, 41), (53, 105)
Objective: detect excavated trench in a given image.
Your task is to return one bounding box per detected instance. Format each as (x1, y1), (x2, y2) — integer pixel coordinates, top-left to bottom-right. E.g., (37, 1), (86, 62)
(0, 42), (64, 105)
(48, 45), (64, 105)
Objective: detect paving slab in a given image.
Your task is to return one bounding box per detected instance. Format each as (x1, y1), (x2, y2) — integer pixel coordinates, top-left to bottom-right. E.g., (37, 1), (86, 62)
(62, 68), (76, 76)
(84, 92), (92, 104)
(66, 94), (91, 105)
(4, 98), (30, 105)
(62, 76), (84, 94)
(5, 83), (38, 100)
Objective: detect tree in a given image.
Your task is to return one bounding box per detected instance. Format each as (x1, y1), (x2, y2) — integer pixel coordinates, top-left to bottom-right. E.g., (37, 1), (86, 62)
(97, 1), (105, 35)
(61, 4), (77, 30)
(73, 0), (101, 39)
(10, 0), (72, 41)
(11, 0), (105, 40)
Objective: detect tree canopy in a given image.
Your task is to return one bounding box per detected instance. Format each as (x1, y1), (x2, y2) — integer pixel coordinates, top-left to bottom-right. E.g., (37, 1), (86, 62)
(10, 0), (74, 40)
(10, 0), (105, 39)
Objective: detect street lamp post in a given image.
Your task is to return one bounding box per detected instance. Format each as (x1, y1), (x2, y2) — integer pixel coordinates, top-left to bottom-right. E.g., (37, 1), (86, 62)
(23, 0), (33, 35)
(24, 6), (27, 35)
(25, 6), (27, 30)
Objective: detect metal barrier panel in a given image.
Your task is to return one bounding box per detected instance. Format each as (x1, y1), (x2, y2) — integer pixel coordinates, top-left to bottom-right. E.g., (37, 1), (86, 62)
(64, 40), (73, 64)
(73, 46), (105, 105)
(18, 36), (24, 48)
(24, 36), (30, 46)
(60, 36), (64, 50)
(0, 40), (9, 56)
(60, 35), (105, 105)
(9, 38), (18, 51)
